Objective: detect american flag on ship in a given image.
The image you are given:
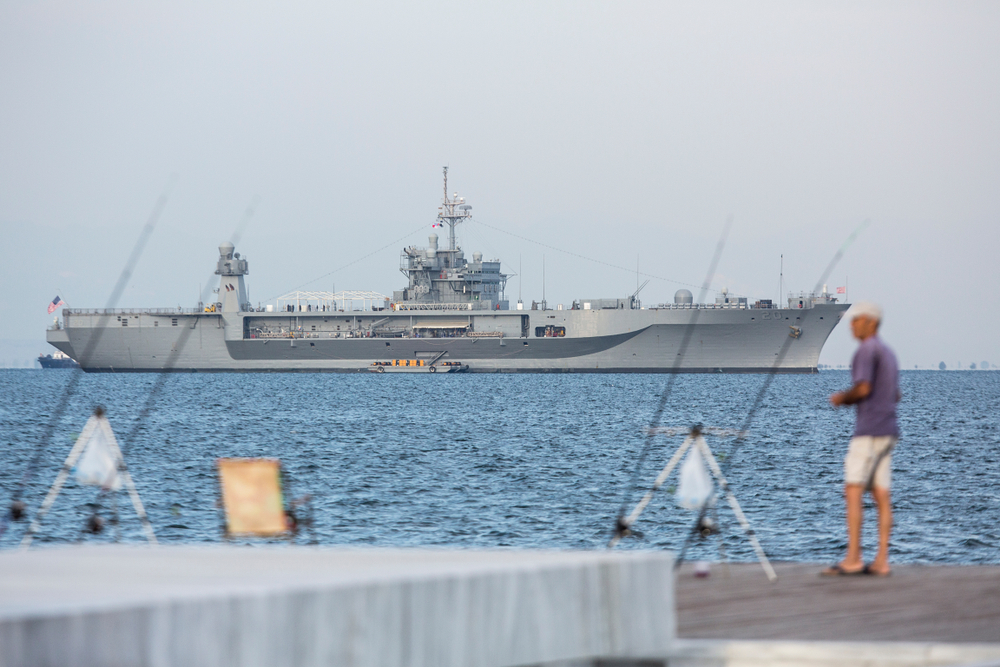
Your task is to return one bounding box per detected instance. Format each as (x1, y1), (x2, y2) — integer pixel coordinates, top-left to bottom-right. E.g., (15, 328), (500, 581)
(47, 296), (65, 314)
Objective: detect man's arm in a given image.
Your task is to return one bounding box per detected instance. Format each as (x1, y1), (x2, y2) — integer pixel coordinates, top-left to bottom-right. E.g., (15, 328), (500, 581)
(831, 381), (871, 406)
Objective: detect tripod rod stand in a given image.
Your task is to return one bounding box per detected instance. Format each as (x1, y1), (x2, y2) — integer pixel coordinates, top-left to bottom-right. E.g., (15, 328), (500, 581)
(20, 415), (157, 549)
(680, 434), (776, 581)
(610, 428), (777, 582)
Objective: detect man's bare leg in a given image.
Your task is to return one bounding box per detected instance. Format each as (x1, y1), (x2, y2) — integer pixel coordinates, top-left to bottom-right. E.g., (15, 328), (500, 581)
(868, 485), (892, 575)
(837, 483), (866, 572)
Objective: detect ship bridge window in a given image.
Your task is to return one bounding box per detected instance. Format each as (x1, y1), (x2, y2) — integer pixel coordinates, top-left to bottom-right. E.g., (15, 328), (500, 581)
(535, 325), (566, 338)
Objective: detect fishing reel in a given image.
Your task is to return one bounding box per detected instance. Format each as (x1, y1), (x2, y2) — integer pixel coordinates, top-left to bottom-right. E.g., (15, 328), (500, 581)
(83, 500), (114, 535)
(8, 501), (26, 521)
(696, 516), (719, 538)
(85, 513), (105, 534)
(285, 494), (315, 534)
(612, 516), (644, 541)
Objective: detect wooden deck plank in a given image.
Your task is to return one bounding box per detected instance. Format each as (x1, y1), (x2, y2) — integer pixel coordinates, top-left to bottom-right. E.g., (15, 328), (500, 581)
(676, 562), (1000, 643)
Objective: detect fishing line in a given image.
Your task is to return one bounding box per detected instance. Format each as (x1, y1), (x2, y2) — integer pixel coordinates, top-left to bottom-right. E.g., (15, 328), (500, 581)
(268, 223), (431, 301)
(16, 194), (255, 547)
(609, 217), (732, 545)
(672, 220), (871, 569)
(470, 217), (711, 294)
(118, 196), (259, 460)
(716, 219), (871, 480)
(1, 176), (177, 541)
(812, 219), (869, 296)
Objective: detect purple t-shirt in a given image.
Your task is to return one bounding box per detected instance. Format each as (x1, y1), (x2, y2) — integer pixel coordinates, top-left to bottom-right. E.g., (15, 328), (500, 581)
(851, 335), (900, 437)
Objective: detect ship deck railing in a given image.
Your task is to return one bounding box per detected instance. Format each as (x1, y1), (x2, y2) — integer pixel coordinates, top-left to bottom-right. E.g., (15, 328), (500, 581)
(643, 303), (770, 311)
(64, 308), (206, 316)
(393, 303), (493, 311)
(250, 331), (367, 339)
(247, 330), (506, 340)
(643, 304), (749, 310)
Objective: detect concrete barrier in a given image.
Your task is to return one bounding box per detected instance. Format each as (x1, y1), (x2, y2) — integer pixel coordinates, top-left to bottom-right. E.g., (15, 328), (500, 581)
(0, 546), (675, 667)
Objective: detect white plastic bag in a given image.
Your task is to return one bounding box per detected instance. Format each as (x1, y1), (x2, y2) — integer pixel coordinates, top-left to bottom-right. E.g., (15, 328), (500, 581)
(675, 445), (714, 510)
(74, 417), (123, 491)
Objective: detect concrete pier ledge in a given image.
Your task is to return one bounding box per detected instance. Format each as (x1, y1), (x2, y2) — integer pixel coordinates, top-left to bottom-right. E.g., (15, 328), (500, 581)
(0, 546), (675, 667)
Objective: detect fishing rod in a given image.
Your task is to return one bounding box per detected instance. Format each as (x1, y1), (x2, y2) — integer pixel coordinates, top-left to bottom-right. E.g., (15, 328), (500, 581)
(18, 195), (257, 548)
(1, 175), (176, 541)
(714, 218), (871, 481)
(672, 220), (871, 570)
(608, 217), (732, 547)
(119, 196), (259, 459)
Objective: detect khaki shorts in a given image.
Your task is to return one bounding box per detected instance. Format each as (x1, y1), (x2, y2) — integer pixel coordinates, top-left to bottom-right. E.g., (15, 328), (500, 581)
(844, 436), (897, 489)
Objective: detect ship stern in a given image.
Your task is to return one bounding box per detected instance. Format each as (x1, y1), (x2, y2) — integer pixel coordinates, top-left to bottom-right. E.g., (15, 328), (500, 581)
(45, 326), (76, 359)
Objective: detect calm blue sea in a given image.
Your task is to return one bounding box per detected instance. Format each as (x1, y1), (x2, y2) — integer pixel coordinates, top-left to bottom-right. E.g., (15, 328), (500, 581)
(1, 369), (997, 563)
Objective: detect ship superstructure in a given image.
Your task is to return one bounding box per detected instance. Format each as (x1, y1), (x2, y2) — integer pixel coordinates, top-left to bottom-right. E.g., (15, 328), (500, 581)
(395, 169), (508, 311)
(46, 171), (848, 373)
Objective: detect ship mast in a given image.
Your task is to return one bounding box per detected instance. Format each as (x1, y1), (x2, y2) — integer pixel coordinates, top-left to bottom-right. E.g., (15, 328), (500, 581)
(437, 166), (472, 255)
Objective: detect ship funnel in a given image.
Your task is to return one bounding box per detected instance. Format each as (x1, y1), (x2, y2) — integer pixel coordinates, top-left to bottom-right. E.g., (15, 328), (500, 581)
(219, 242), (235, 260)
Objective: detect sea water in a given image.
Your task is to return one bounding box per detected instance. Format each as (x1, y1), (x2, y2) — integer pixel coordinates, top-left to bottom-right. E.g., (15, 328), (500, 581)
(1, 369), (997, 563)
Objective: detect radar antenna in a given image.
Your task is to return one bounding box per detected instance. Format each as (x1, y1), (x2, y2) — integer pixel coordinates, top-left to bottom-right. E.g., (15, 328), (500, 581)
(437, 166), (472, 252)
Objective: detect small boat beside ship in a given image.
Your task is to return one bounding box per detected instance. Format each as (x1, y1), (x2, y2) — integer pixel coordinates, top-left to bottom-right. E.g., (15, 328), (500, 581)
(369, 360), (469, 373)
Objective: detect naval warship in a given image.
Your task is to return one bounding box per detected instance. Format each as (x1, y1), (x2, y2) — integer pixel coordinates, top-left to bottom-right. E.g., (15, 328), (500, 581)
(46, 170), (848, 373)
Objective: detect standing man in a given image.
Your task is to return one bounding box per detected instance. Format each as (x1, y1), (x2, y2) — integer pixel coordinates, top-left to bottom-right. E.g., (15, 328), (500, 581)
(824, 301), (900, 577)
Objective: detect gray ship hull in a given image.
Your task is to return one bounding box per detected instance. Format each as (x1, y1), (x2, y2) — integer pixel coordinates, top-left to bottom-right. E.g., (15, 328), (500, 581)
(46, 304), (847, 373)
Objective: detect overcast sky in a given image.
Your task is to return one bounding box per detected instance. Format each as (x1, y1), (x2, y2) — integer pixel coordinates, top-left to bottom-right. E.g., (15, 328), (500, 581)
(1, 1), (998, 368)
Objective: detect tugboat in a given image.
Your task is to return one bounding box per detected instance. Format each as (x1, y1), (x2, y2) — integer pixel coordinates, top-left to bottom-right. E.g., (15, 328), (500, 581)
(38, 350), (80, 369)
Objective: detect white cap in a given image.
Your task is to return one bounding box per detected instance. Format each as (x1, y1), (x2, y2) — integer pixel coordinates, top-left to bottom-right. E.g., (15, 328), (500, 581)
(846, 300), (882, 322)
